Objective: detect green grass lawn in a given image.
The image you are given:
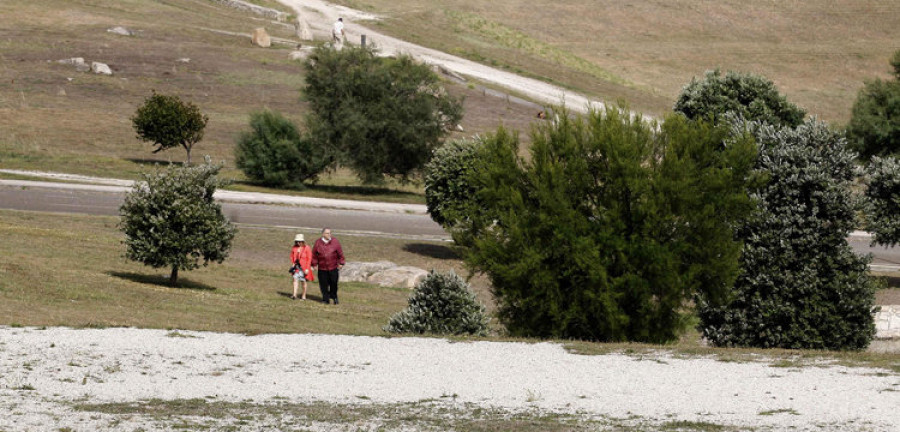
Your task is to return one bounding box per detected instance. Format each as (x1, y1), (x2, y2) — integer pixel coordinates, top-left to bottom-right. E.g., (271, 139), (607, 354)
(1, 208), (897, 376)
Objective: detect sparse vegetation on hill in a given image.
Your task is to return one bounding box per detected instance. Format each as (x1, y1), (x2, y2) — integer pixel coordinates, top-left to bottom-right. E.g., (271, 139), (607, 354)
(338, 0), (899, 122)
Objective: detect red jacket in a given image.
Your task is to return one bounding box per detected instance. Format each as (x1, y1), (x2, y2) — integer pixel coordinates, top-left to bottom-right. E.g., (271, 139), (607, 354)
(291, 245), (312, 276)
(311, 237), (345, 271)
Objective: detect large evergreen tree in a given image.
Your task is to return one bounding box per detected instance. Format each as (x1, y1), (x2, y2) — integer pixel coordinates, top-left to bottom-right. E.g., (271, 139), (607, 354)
(463, 107), (758, 343)
(304, 44), (463, 184)
(698, 119), (877, 350)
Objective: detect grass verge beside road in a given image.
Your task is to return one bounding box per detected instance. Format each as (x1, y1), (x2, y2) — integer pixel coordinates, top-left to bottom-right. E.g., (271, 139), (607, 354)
(0, 209), (469, 335)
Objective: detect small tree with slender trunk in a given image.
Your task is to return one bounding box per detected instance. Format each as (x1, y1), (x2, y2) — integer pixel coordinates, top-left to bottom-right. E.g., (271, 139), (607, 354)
(132, 91), (208, 165)
(119, 159), (235, 286)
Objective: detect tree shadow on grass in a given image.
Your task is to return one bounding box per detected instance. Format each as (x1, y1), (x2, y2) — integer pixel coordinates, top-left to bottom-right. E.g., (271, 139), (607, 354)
(403, 243), (460, 260)
(124, 158), (182, 167)
(107, 271), (216, 291)
(231, 180), (423, 201)
(877, 275), (900, 288)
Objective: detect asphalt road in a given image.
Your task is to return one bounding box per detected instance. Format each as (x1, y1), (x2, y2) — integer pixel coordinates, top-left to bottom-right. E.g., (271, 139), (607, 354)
(2, 183), (900, 269)
(0, 184), (448, 241)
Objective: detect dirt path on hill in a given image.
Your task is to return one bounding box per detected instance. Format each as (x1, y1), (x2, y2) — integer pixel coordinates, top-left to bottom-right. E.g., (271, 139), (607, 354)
(276, 0), (605, 114)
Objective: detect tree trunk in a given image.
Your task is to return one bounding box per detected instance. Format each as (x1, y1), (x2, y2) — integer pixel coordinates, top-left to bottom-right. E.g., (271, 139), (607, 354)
(184, 144), (192, 166)
(169, 266), (179, 287)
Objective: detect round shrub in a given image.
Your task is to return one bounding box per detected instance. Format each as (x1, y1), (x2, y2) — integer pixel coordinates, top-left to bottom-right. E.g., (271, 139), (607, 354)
(424, 137), (482, 228)
(698, 119), (877, 351)
(384, 270), (490, 336)
(675, 69), (805, 128)
(235, 110), (329, 188)
(864, 156), (900, 247)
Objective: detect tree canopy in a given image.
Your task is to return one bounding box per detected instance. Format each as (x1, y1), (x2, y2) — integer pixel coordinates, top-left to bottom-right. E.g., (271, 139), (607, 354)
(463, 107), (759, 343)
(132, 91), (208, 165)
(119, 160), (236, 286)
(674, 69), (805, 128)
(304, 44), (463, 184)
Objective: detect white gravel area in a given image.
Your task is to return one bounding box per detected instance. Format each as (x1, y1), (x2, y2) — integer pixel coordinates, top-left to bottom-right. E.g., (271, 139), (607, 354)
(1, 326), (898, 431)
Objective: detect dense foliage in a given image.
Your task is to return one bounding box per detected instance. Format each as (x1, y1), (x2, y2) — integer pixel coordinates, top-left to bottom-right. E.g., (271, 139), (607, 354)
(235, 110), (329, 188)
(119, 160), (236, 286)
(384, 270), (490, 336)
(698, 119), (877, 350)
(863, 156), (900, 247)
(674, 69), (805, 128)
(132, 91), (208, 164)
(424, 137), (483, 228)
(463, 107), (758, 343)
(304, 44), (464, 184)
(846, 51), (900, 159)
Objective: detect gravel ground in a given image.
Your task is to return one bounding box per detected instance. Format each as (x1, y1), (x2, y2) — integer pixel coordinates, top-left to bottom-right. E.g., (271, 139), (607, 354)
(1, 326), (898, 431)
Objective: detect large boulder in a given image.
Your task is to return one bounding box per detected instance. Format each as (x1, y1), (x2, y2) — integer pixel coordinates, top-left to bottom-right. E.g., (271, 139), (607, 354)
(875, 305), (900, 339)
(251, 27), (271, 48)
(91, 62), (112, 75)
(296, 16), (313, 40)
(341, 261), (396, 283)
(288, 48), (313, 61)
(368, 266), (429, 289)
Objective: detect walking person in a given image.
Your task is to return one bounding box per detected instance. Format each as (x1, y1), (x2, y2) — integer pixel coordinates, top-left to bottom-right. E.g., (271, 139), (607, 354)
(311, 227), (345, 304)
(332, 17), (345, 46)
(290, 234), (313, 300)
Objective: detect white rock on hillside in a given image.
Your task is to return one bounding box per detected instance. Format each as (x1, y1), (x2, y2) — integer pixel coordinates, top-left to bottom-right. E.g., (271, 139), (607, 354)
(107, 26), (134, 36)
(368, 266), (429, 289)
(341, 261), (397, 282)
(91, 62), (112, 75)
(251, 27), (271, 47)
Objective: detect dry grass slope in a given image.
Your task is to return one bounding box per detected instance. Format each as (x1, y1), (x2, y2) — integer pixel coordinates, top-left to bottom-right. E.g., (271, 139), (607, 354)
(340, 0), (900, 122)
(0, 0), (540, 197)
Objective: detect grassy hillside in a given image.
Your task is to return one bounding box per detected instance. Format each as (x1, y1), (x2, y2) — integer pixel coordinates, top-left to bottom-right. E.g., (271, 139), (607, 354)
(0, 0), (539, 201)
(338, 0), (900, 123)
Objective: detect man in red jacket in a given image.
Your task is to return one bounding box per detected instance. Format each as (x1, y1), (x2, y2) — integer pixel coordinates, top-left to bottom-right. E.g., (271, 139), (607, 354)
(311, 227), (345, 304)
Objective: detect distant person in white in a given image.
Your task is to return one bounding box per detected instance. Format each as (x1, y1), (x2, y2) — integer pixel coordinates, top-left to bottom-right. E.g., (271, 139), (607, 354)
(332, 17), (345, 44)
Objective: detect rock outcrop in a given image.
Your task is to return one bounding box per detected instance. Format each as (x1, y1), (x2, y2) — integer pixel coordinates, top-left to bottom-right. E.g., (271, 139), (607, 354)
(251, 27), (271, 47)
(91, 62), (112, 75)
(340, 261), (429, 289)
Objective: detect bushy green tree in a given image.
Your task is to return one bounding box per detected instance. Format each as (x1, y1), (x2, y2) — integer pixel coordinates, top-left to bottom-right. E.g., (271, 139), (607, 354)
(304, 44), (463, 184)
(863, 156), (900, 247)
(846, 51), (900, 159)
(675, 69), (805, 128)
(463, 107), (758, 343)
(424, 137), (483, 228)
(235, 110), (329, 188)
(698, 119), (877, 350)
(132, 91), (208, 164)
(119, 159), (236, 286)
(384, 270), (490, 336)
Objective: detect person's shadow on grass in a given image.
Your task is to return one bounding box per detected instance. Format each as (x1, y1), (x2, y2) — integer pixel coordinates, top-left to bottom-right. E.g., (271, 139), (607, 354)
(276, 291), (326, 302)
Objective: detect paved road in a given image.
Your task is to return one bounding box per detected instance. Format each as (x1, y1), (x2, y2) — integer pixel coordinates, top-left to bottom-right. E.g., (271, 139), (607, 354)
(0, 183), (448, 241)
(3, 182), (900, 268)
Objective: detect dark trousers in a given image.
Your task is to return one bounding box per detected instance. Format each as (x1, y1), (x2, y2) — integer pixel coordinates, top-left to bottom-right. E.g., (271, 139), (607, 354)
(318, 269), (340, 303)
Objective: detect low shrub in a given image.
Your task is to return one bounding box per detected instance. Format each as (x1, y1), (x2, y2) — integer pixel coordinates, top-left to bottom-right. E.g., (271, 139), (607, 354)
(384, 270), (490, 336)
(234, 110), (329, 188)
(863, 156), (900, 246)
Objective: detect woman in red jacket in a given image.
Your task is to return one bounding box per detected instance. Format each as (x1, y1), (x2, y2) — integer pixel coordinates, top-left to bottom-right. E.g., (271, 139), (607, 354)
(311, 227), (345, 304)
(290, 234), (313, 300)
